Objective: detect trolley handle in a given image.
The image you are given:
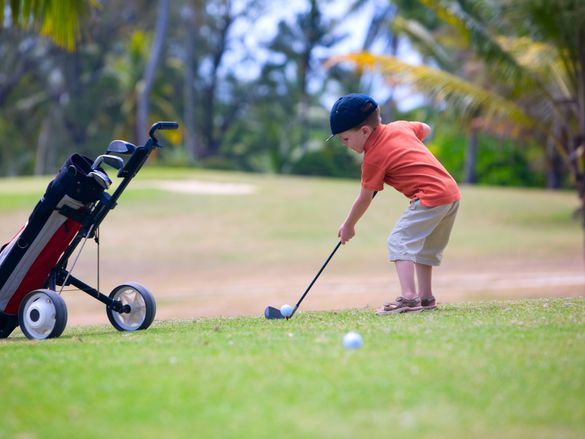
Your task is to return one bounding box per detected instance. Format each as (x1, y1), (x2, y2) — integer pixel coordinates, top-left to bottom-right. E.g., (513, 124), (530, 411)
(158, 121), (179, 130)
(114, 121), (179, 181)
(149, 121), (179, 144)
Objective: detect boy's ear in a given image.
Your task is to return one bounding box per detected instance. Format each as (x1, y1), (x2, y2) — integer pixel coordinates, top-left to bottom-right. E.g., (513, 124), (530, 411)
(360, 125), (373, 136)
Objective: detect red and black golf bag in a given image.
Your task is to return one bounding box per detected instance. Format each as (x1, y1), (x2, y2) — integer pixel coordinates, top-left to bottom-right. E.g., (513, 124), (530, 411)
(0, 121), (177, 340)
(0, 154), (105, 337)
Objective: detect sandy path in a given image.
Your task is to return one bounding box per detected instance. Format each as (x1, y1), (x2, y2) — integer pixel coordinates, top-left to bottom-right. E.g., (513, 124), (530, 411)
(61, 257), (584, 327)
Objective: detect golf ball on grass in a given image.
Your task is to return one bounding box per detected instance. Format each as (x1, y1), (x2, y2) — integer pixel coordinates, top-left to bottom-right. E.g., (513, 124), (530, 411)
(343, 331), (363, 349)
(280, 304), (293, 318)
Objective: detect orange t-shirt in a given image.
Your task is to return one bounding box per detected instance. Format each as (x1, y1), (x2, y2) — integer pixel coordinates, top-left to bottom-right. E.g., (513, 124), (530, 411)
(361, 121), (461, 207)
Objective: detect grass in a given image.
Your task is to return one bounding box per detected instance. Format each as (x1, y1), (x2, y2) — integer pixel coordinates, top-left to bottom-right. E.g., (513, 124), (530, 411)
(0, 168), (583, 437)
(1, 298), (584, 439)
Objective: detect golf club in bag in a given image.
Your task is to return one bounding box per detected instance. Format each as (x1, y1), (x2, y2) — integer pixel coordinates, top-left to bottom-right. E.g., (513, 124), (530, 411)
(0, 121), (179, 339)
(264, 191), (377, 320)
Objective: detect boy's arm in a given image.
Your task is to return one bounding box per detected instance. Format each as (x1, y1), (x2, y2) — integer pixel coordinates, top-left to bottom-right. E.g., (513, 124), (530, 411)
(338, 186), (376, 244)
(421, 123), (431, 140)
(410, 122), (432, 140)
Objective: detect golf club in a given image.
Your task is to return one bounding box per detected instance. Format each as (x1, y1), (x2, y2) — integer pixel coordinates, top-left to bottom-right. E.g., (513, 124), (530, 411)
(91, 154), (125, 171)
(264, 191), (377, 320)
(107, 140), (137, 155)
(89, 155), (125, 190)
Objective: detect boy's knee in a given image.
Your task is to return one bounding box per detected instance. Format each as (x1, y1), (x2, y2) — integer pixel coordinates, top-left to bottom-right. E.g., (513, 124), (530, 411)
(388, 233), (413, 262)
(387, 232), (402, 253)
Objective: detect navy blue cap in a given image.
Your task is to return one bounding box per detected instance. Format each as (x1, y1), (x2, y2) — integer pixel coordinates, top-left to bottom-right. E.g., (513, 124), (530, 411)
(327, 94), (378, 141)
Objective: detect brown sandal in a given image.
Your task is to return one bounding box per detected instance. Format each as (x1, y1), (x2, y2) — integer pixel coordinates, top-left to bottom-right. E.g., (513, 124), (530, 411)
(420, 296), (437, 310)
(376, 296), (423, 315)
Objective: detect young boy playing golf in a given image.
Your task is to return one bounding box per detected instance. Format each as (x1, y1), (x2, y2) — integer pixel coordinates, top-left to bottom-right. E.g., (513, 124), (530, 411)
(329, 93), (461, 314)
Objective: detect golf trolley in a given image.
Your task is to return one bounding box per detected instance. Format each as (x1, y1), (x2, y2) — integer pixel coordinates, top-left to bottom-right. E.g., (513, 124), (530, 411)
(0, 121), (179, 339)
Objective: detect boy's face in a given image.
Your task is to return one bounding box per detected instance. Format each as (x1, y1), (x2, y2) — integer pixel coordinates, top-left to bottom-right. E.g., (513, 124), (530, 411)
(337, 125), (372, 154)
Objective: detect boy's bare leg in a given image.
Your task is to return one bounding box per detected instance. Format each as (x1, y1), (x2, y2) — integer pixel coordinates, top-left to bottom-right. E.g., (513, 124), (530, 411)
(395, 260), (417, 300)
(415, 263), (433, 299)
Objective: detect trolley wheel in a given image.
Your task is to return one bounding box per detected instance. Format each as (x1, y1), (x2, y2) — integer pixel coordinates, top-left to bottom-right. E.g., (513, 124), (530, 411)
(106, 282), (156, 331)
(18, 289), (68, 340)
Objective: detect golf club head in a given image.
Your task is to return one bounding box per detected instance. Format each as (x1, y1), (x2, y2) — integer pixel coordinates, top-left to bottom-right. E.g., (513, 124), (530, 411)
(264, 306), (285, 320)
(92, 154), (125, 171)
(107, 140), (136, 155)
(88, 169), (112, 189)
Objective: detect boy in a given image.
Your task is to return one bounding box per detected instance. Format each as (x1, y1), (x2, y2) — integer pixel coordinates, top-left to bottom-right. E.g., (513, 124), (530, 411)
(329, 93), (461, 314)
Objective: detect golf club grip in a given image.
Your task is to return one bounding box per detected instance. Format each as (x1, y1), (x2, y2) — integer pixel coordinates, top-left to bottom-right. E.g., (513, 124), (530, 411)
(294, 241), (342, 309)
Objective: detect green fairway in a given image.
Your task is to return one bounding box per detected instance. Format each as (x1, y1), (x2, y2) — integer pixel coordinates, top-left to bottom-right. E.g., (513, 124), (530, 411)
(0, 167), (580, 261)
(0, 167), (580, 265)
(1, 298), (583, 439)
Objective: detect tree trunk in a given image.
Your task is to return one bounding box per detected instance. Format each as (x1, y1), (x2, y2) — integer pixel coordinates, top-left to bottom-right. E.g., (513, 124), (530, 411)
(547, 122), (564, 189)
(575, 28), (585, 260)
(35, 115), (54, 176)
(298, 0), (318, 155)
(200, 1), (233, 158)
(136, 0), (169, 146)
(383, 32), (400, 122)
(182, 3), (199, 161)
(463, 123), (479, 184)
(298, 62), (310, 154)
(62, 50), (88, 150)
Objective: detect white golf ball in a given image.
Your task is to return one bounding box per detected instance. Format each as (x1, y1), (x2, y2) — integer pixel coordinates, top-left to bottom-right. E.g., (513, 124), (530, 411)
(343, 331), (363, 349)
(280, 304), (293, 318)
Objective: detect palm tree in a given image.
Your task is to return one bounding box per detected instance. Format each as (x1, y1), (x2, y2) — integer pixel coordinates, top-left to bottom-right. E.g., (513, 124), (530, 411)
(329, 0), (585, 243)
(136, 0), (170, 146)
(179, 0), (267, 160)
(343, 0), (435, 120)
(267, 0), (343, 155)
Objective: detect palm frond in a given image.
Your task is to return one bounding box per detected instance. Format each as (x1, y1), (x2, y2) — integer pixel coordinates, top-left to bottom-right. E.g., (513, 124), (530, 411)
(494, 36), (572, 99)
(391, 16), (454, 70)
(0, 0), (89, 50)
(41, 0), (88, 51)
(418, 0), (528, 84)
(328, 52), (538, 135)
(344, 0), (371, 16)
(361, 4), (396, 51)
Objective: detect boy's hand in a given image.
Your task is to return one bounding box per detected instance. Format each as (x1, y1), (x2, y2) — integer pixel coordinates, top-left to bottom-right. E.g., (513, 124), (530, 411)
(338, 187), (375, 244)
(338, 223), (355, 244)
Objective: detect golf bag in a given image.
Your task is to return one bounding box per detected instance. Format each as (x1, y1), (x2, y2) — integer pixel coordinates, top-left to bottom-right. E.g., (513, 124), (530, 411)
(0, 121), (177, 340)
(0, 154), (106, 337)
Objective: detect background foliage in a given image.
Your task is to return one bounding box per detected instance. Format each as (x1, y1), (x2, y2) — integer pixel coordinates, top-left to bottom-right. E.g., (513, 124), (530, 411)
(0, 0), (581, 192)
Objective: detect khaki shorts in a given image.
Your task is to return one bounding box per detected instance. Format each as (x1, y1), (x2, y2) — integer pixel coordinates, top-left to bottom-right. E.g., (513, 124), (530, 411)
(388, 199), (460, 266)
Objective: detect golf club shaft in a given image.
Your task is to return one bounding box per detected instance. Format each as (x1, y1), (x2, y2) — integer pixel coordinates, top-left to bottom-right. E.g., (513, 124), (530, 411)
(289, 191), (377, 318)
(293, 240), (342, 312)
